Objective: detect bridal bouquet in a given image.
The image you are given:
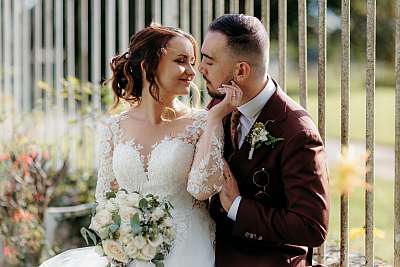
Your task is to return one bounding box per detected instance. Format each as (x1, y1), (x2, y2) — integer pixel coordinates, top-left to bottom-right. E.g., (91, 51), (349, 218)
(81, 189), (175, 267)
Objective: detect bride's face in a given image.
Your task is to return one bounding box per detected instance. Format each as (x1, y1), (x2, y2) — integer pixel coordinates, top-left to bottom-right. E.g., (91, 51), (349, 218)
(155, 36), (196, 99)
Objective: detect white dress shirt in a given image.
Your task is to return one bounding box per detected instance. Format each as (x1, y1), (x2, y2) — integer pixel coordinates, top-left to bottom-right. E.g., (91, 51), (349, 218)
(227, 77), (276, 221)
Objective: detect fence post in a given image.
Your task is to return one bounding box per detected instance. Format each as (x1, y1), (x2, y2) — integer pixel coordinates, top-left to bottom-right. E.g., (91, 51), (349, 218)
(278, 0), (287, 90)
(365, 1), (376, 266)
(298, 0), (307, 110)
(340, 0), (350, 266)
(395, 0), (400, 265)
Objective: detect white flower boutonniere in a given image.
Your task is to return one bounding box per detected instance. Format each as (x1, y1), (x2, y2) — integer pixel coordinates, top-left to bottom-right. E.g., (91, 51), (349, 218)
(246, 120), (284, 160)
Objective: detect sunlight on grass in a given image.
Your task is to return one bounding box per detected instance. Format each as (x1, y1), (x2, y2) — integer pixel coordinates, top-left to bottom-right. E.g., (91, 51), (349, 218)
(327, 178), (394, 264)
(287, 88), (395, 146)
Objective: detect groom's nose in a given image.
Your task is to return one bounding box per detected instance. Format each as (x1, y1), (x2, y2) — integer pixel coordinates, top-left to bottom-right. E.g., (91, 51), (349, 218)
(198, 61), (206, 75)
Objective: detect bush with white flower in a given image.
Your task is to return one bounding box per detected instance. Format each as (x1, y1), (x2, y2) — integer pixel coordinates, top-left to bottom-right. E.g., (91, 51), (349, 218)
(81, 189), (175, 267)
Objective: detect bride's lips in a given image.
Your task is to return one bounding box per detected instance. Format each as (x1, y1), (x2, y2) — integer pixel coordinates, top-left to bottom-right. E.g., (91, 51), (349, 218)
(179, 79), (192, 85)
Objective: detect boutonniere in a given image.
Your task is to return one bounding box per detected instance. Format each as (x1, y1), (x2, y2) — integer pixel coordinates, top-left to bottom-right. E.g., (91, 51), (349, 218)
(246, 120), (284, 160)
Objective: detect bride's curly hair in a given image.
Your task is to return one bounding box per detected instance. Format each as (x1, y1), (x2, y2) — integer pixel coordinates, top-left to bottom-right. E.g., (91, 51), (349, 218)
(108, 23), (198, 109)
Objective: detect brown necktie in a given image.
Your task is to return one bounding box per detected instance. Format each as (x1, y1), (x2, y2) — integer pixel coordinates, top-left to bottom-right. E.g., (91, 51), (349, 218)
(230, 110), (241, 151)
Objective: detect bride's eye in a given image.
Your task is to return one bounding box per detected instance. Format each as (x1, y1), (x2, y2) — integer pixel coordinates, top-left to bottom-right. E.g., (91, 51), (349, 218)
(175, 59), (185, 64)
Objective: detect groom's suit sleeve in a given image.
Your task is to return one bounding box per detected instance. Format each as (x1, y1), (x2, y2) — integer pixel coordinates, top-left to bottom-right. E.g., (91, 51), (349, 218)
(232, 129), (329, 247)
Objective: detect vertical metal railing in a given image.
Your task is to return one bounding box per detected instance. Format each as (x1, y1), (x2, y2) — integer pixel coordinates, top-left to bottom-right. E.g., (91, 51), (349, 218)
(22, 2), (31, 113)
(340, 0), (350, 266)
(278, 0), (286, 90)
(0, 0), (3, 117)
(395, 1), (400, 266)
(215, 0), (224, 17)
(298, 0), (307, 110)
(230, 0), (239, 13)
(152, 0), (162, 24)
(365, 1), (376, 266)
(135, 0), (145, 32)
(13, 0), (21, 120)
(66, 0), (76, 169)
(261, 0), (269, 35)
(44, 0), (53, 114)
(34, 0), (42, 111)
(119, 0), (129, 52)
(245, 0), (254, 16)
(317, 0), (327, 263)
(106, 0), (116, 79)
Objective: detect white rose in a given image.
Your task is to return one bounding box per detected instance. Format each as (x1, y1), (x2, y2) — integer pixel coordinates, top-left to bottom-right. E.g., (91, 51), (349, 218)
(89, 219), (101, 232)
(127, 193), (141, 207)
(95, 202), (106, 213)
(119, 234), (134, 245)
(93, 209), (113, 227)
(119, 206), (139, 224)
(105, 199), (119, 213)
(119, 223), (132, 237)
(164, 228), (176, 241)
(133, 235), (146, 249)
(140, 244), (157, 261)
(147, 235), (163, 248)
(98, 227), (110, 239)
(163, 217), (173, 227)
(94, 245), (104, 256)
(102, 240), (129, 263)
(116, 191), (131, 207)
(116, 190), (127, 198)
(150, 207), (165, 221)
(125, 241), (139, 258)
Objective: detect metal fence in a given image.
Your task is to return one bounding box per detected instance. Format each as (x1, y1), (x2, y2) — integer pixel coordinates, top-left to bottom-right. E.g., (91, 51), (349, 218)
(0, 0), (399, 266)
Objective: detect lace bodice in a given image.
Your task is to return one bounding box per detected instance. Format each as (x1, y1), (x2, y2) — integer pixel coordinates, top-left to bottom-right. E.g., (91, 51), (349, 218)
(94, 108), (224, 206)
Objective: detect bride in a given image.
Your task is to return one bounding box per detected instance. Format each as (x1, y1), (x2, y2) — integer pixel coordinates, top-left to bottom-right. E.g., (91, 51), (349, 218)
(40, 24), (242, 267)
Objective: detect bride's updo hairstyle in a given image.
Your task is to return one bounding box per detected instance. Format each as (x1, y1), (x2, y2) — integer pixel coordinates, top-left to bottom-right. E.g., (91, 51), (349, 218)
(109, 23), (198, 108)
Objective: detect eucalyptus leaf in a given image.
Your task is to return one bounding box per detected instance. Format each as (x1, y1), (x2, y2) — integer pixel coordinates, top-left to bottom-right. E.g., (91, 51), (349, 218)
(130, 213), (142, 235)
(88, 230), (98, 245)
(112, 213), (121, 225)
(106, 191), (116, 199)
(109, 223), (119, 233)
(139, 198), (148, 209)
(80, 227), (89, 245)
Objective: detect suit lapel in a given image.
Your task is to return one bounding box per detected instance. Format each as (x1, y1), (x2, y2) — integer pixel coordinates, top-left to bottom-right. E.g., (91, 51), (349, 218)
(230, 82), (288, 176)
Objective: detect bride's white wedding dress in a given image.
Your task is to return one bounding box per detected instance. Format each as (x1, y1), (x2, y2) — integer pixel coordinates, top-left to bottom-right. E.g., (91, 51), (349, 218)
(40, 108), (224, 267)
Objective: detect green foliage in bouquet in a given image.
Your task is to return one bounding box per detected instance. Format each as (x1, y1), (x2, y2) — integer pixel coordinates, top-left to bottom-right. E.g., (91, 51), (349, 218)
(81, 187), (176, 267)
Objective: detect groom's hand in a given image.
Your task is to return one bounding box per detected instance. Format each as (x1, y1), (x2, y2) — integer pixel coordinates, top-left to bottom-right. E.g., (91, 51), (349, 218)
(219, 160), (240, 212)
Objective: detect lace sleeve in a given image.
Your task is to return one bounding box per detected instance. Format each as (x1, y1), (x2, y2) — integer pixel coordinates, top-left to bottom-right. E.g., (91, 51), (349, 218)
(95, 120), (116, 203)
(187, 110), (224, 200)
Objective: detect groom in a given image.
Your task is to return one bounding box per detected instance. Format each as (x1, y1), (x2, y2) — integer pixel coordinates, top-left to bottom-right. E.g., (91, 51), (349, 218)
(201, 14), (329, 267)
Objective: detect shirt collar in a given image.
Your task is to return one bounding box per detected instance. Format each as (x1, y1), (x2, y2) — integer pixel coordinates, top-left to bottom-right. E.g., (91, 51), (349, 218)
(237, 77), (276, 120)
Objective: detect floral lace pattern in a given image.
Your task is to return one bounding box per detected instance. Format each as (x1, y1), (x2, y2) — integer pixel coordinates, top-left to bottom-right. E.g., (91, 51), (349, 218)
(94, 108), (223, 253)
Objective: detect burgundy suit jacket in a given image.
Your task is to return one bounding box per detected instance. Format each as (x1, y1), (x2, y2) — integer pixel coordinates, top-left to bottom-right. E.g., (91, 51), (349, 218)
(208, 81), (330, 267)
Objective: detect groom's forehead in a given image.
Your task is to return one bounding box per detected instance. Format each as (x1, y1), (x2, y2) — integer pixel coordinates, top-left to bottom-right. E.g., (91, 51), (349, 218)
(201, 31), (228, 55)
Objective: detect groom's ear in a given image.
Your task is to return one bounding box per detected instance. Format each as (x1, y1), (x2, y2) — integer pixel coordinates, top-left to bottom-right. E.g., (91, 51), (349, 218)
(234, 61), (251, 82)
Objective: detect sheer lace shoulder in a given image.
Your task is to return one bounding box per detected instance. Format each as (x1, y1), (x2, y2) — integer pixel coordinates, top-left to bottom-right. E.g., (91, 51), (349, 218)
(186, 109), (225, 200)
(94, 115), (122, 202)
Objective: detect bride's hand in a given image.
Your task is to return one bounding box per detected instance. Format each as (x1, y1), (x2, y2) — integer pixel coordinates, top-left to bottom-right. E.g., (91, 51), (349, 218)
(208, 81), (243, 121)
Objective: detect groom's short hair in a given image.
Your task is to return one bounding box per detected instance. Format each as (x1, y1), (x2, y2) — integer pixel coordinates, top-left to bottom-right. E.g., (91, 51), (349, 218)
(209, 14), (269, 72)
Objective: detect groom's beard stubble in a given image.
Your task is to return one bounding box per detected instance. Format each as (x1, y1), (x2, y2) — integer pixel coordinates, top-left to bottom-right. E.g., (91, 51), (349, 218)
(204, 75), (233, 100)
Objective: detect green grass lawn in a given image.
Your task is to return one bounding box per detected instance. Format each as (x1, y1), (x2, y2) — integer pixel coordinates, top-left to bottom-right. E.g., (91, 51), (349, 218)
(302, 88), (395, 146)
(327, 178), (394, 264)
(285, 63), (395, 146)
